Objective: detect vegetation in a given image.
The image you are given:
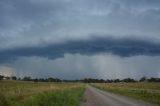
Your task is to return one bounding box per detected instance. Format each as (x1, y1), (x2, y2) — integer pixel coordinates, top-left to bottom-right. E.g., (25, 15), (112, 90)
(1, 74), (160, 106)
(0, 80), (85, 106)
(0, 75), (5, 80)
(0, 74), (160, 83)
(92, 82), (160, 105)
(83, 77), (160, 83)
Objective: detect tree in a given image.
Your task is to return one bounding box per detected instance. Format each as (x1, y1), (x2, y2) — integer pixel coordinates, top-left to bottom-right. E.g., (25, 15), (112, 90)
(11, 76), (17, 80)
(0, 75), (4, 80)
(122, 78), (136, 83)
(23, 76), (31, 81)
(114, 79), (120, 83)
(47, 77), (55, 82)
(33, 78), (38, 82)
(139, 76), (146, 82)
(148, 77), (160, 82)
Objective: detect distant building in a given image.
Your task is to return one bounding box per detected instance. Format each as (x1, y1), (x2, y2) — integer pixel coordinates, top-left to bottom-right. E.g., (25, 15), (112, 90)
(2, 76), (10, 80)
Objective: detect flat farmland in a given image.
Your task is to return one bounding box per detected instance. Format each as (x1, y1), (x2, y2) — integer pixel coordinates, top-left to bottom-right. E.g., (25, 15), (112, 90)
(0, 80), (85, 106)
(1, 81), (160, 106)
(91, 82), (160, 105)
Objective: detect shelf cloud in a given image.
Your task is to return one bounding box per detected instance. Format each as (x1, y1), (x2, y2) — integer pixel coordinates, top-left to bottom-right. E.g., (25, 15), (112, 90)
(0, 0), (160, 79)
(0, 37), (160, 63)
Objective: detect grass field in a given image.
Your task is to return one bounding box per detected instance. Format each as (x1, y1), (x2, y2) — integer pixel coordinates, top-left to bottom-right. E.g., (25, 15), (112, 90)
(0, 80), (85, 106)
(92, 82), (160, 105)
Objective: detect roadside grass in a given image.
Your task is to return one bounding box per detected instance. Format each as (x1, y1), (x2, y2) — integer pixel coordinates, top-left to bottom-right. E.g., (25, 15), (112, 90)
(0, 80), (85, 106)
(92, 83), (160, 106)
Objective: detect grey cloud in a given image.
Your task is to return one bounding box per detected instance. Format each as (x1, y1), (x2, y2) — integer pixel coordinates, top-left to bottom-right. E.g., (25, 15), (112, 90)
(0, 0), (160, 50)
(0, 37), (160, 63)
(0, 0), (160, 79)
(3, 54), (160, 79)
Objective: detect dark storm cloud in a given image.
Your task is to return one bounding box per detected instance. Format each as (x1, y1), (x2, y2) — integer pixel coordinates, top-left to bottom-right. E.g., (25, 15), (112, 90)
(0, 0), (160, 50)
(1, 37), (160, 63)
(0, 0), (160, 79)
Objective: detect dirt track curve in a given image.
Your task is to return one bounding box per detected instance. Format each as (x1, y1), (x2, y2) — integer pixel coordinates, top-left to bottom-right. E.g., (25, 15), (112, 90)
(81, 85), (157, 106)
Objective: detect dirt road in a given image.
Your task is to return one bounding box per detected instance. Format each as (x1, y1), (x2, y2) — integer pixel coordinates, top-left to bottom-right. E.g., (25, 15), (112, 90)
(81, 85), (157, 106)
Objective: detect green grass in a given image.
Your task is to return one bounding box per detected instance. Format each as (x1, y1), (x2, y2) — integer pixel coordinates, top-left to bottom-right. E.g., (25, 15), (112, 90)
(92, 83), (160, 106)
(0, 80), (85, 106)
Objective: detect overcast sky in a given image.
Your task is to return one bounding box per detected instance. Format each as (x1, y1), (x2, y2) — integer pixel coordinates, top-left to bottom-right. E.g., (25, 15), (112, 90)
(0, 0), (160, 79)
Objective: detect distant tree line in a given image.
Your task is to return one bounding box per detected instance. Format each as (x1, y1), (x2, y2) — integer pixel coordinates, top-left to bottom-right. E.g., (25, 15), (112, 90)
(82, 78), (137, 83)
(0, 75), (160, 83)
(0, 75), (62, 82)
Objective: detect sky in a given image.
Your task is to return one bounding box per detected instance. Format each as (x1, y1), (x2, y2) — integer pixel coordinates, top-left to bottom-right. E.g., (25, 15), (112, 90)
(0, 0), (160, 79)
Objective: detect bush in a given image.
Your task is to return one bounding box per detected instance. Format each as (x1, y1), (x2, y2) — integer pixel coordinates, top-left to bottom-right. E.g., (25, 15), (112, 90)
(0, 93), (9, 106)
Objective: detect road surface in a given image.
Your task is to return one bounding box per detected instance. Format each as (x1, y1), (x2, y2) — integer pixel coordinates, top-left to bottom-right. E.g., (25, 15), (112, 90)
(81, 85), (157, 106)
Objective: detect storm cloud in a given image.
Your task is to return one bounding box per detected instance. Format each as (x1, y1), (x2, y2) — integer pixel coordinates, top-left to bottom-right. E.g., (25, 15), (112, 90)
(0, 0), (160, 79)
(1, 37), (160, 63)
(2, 54), (160, 79)
(0, 0), (160, 50)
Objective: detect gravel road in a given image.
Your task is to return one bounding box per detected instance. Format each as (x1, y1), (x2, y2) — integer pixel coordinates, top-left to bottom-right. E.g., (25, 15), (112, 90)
(81, 85), (157, 106)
